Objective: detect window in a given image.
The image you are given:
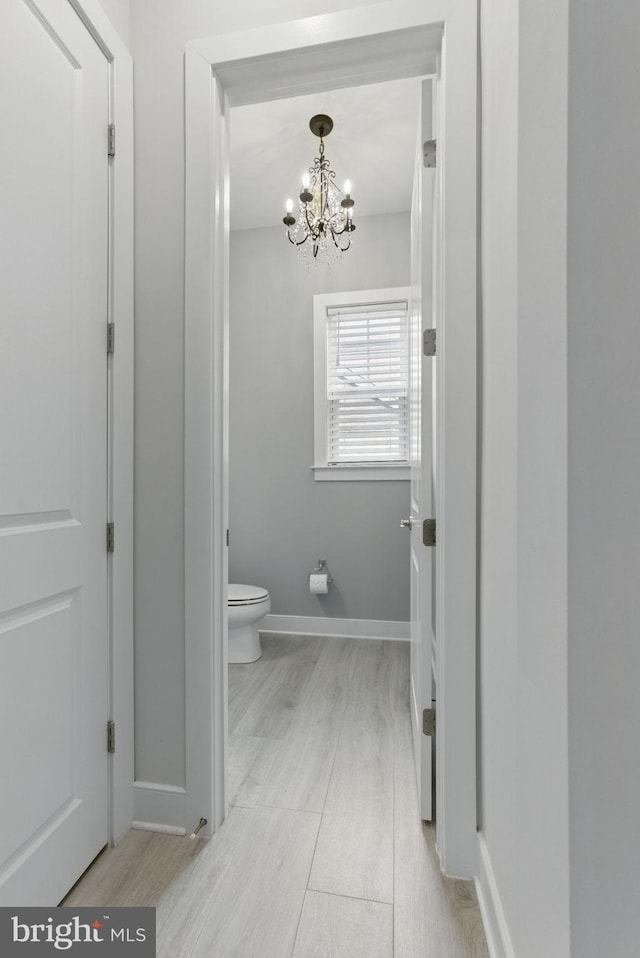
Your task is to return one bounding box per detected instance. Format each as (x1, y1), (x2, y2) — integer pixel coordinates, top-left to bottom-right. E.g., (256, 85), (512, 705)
(313, 287), (411, 481)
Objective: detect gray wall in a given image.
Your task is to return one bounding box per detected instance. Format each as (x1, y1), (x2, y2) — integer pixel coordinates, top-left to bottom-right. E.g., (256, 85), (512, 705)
(229, 214), (410, 622)
(567, 2), (640, 954)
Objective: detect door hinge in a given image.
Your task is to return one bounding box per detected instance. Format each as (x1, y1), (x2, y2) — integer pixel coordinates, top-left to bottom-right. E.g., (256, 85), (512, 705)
(423, 139), (437, 168)
(423, 518), (436, 547)
(423, 328), (436, 357)
(108, 123), (116, 157)
(107, 522), (115, 553)
(423, 707), (436, 736)
(107, 720), (115, 753)
(107, 323), (115, 354)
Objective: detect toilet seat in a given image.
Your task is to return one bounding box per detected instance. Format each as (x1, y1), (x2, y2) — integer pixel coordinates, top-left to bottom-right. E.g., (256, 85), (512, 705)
(228, 584), (269, 606)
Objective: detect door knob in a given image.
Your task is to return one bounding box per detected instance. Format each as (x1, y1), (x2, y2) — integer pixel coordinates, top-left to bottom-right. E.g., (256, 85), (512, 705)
(400, 518), (413, 529)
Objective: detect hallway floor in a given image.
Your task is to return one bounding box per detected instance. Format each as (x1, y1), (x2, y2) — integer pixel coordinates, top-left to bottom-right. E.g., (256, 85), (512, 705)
(65, 634), (488, 957)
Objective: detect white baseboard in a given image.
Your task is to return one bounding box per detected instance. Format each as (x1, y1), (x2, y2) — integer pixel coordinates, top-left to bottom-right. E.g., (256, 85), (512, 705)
(133, 781), (187, 835)
(475, 834), (515, 958)
(261, 614), (409, 641)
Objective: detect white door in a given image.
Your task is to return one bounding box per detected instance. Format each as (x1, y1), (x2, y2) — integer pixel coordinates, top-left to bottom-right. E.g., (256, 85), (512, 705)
(0, 0), (110, 905)
(406, 79), (436, 821)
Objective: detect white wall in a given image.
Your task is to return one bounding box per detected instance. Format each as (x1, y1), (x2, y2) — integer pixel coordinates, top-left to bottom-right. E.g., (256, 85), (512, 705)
(229, 214), (410, 622)
(567, 2), (640, 955)
(129, 0), (405, 790)
(478, 0), (571, 955)
(96, 0), (129, 46)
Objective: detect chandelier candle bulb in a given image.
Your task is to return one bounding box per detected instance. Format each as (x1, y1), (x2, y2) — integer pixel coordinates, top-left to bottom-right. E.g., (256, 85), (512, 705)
(282, 198), (296, 228)
(300, 170), (313, 204)
(341, 178), (355, 211)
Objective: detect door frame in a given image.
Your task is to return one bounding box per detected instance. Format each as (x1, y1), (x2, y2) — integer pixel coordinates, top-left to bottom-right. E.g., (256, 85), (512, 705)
(184, 0), (477, 876)
(67, 0), (135, 846)
(409, 77), (436, 824)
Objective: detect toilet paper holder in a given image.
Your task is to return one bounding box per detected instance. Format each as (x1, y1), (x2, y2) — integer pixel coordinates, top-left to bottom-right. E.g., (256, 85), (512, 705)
(311, 559), (333, 583)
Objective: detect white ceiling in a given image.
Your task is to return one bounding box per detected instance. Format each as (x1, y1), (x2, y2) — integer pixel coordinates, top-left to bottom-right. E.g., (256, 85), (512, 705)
(229, 77), (423, 232)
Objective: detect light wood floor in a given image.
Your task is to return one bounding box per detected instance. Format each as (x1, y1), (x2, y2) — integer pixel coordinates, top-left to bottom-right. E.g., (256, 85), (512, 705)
(65, 635), (488, 958)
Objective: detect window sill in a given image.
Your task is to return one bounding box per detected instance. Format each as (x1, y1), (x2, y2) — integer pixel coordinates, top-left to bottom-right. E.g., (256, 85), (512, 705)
(312, 464), (410, 482)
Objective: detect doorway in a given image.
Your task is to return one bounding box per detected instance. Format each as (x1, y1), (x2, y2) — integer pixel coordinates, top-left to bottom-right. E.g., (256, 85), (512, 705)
(227, 81), (419, 645)
(184, 0), (477, 878)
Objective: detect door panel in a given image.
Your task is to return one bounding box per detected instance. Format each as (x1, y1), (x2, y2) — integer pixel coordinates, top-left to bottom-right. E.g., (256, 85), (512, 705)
(0, 0), (109, 905)
(408, 78), (436, 820)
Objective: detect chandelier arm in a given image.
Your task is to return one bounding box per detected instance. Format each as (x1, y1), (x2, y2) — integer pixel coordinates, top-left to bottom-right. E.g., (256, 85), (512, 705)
(287, 230), (309, 247)
(330, 230), (351, 252)
(303, 204), (318, 239)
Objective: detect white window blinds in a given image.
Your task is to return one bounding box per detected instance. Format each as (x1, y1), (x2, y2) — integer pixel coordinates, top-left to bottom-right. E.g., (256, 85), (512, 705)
(325, 300), (409, 464)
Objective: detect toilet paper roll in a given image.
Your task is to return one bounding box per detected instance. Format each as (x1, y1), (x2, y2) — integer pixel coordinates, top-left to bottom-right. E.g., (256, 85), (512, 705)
(309, 573), (329, 594)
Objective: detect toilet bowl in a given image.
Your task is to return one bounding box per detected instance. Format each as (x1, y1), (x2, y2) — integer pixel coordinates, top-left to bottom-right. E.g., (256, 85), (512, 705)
(228, 584), (271, 663)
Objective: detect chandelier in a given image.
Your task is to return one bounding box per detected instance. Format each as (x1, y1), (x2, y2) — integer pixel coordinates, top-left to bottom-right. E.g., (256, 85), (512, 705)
(282, 114), (355, 267)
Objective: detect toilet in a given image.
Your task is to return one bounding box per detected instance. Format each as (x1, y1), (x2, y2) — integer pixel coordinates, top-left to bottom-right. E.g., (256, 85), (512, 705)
(227, 584), (271, 663)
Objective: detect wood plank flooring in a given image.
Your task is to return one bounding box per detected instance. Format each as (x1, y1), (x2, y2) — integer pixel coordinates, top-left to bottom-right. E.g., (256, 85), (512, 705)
(308, 640), (397, 903)
(65, 634), (488, 958)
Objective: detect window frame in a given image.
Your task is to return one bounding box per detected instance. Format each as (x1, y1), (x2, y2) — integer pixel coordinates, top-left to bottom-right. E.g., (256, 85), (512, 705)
(312, 286), (411, 482)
